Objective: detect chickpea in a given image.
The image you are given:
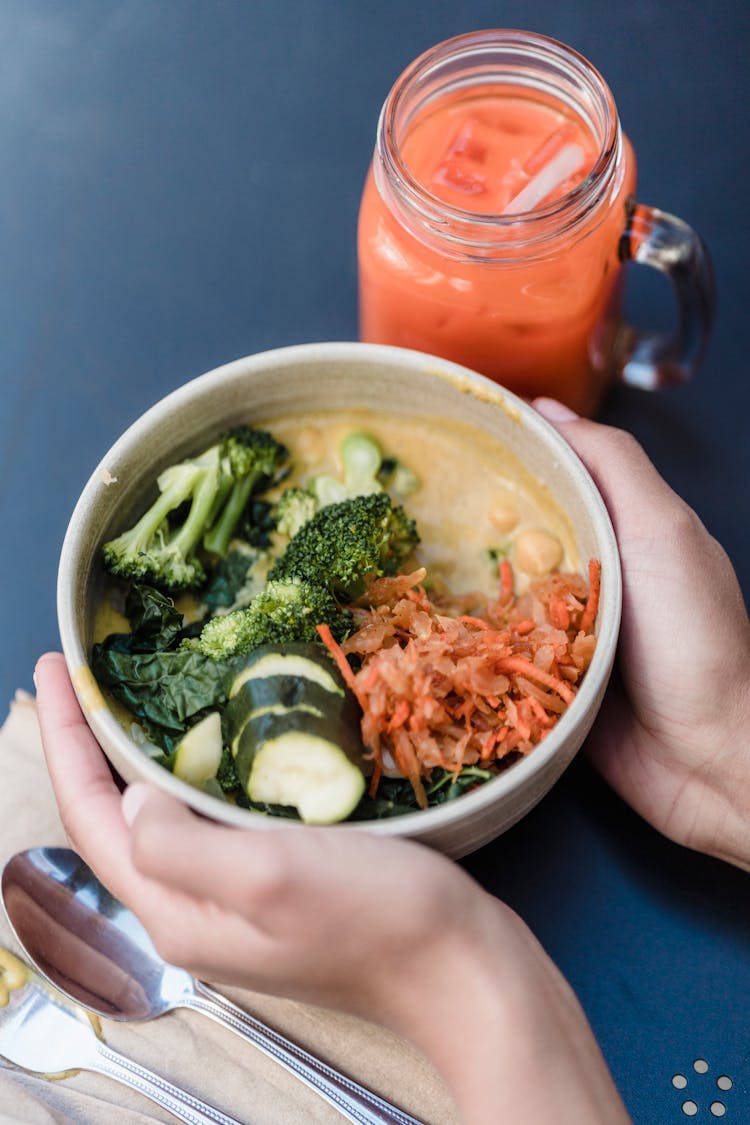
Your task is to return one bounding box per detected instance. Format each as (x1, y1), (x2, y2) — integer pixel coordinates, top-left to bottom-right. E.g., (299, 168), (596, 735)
(0, 947), (27, 1006)
(514, 528), (563, 576)
(489, 498), (520, 534)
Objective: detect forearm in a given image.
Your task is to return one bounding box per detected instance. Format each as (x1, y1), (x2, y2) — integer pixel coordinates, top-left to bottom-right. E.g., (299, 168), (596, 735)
(385, 896), (631, 1125)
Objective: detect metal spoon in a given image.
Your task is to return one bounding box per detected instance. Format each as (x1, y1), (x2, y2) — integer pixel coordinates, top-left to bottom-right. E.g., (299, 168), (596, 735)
(1, 847), (423, 1125)
(0, 955), (244, 1124)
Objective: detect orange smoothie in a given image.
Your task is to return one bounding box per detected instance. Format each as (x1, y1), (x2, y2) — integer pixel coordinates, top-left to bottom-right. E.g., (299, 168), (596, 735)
(401, 93), (601, 214)
(359, 85), (637, 415)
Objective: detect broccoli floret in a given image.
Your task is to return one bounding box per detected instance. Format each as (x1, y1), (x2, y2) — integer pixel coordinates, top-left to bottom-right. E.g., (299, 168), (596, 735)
(274, 487), (318, 538)
(310, 431), (384, 507)
(203, 428), (288, 557)
(275, 433), (419, 543)
(377, 455), (420, 500)
(268, 492), (419, 602)
(102, 446), (223, 591)
(187, 577), (352, 660)
(102, 428), (287, 592)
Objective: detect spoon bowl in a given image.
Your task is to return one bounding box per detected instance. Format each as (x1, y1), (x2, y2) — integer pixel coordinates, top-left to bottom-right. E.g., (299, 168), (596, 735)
(2, 845), (191, 1021)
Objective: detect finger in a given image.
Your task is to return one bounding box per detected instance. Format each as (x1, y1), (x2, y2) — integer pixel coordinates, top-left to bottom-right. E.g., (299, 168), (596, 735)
(34, 654), (174, 913)
(35, 654), (127, 858)
(532, 398), (692, 541)
(125, 784), (435, 931)
(125, 784), (315, 917)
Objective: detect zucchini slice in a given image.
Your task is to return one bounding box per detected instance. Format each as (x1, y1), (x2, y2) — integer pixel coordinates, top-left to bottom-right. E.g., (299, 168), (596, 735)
(229, 643), (347, 698)
(228, 700), (325, 758)
(224, 674), (358, 748)
(173, 712), (223, 785)
(236, 711), (367, 824)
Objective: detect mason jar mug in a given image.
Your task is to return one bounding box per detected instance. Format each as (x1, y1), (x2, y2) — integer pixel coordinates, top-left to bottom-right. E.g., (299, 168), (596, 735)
(358, 30), (715, 415)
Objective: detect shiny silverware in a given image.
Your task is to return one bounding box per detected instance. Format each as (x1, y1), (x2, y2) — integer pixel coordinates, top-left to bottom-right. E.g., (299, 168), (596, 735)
(2, 846), (424, 1125)
(0, 957), (244, 1124)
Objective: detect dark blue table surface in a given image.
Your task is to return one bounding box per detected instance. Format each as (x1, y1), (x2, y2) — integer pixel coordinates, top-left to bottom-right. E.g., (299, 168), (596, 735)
(1, 2), (748, 1121)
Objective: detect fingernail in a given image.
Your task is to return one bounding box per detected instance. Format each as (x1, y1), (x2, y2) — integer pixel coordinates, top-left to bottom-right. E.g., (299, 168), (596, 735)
(534, 397), (580, 422)
(122, 784), (150, 827)
(33, 656), (49, 689)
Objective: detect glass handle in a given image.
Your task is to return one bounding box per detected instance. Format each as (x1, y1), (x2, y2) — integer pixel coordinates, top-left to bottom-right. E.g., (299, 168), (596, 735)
(616, 198), (716, 389)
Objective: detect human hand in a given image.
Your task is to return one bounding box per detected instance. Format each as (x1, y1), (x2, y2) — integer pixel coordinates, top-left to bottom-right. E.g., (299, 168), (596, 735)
(535, 399), (750, 870)
(35, 652), (629, 1124)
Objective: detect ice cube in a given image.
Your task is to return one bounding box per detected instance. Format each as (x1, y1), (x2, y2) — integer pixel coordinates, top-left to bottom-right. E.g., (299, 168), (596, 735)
(431, 162), (488, 197)
(446, 118), (487, 162)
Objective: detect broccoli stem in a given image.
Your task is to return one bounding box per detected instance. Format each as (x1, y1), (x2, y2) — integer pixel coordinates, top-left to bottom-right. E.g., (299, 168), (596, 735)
(204, 471), (258, 557)
(169, 462), (221, 560)
(121, 466), (202, 555)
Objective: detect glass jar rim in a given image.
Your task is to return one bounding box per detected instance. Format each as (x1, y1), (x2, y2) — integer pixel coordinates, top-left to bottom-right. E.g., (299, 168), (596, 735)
(375, 29), (622, 254)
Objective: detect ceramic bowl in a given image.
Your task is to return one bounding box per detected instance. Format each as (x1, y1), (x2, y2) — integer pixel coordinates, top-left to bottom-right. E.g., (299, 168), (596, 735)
(58, 342), (621, 858)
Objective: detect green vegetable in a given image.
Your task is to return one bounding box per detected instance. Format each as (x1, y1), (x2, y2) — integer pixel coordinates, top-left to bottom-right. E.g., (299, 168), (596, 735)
(310, 431), (384, 507)
(203, 429), (288, 557)
(216, 745), (242, 793)
(173, 712), (223, 785)
(353, 766), (496, 820)
(484, 544), (511, 570)
(225, 677), (349, 744)
(377, 455), (420, 500)
(273, 488), (318, 538)
(235, 710), (366, 824)
(201, 543), (268, 611)
(269, 492), (419, 602)
(273, 431), (419, 542)
(101, 428), (287, 592)
(124, 584), (184, 651)
(91, 644), (235, 735)
(186, 579), (352, 660)
(224, 649), (360, 756)
(228, 643), (349, 696)
(102, 446), (222, 591)
(236, 498), (278, 549)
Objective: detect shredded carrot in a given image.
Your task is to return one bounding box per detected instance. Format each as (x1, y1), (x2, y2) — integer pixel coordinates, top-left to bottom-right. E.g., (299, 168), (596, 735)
(549, 596), (570, 630)
(316, 624), (361, 697)
(335, 559), (601, 806)
(498, 559), (513, 606)
(494, 655), (576, 705)
(368, 757), (382, 799)
(579, 559), (601, 635)
(514, 619), (536, 636)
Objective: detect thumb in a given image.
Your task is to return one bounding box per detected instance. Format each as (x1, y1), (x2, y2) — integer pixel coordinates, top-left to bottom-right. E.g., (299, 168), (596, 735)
(121, 782), (173, 828)
(121, 781), (302, 910)
(121, 782), (204, 883)
(532, 398), (692, 542)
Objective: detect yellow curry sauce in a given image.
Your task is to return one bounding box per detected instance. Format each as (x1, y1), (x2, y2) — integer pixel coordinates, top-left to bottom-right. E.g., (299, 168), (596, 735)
(94, 408), (577, 640)
(265, 409), (578, 595)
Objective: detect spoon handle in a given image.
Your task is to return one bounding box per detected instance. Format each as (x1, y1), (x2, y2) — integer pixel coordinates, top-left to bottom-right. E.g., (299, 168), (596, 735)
(91, 1039), (246, 1125)
(187, 981), (424, 1125)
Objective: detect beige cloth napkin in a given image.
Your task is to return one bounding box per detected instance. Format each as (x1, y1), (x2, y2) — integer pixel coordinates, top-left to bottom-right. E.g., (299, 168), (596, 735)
(0, 691), (459, 1125)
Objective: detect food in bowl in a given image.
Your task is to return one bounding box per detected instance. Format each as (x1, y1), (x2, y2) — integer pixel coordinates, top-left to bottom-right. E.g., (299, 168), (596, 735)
(91, 406), (601, 826)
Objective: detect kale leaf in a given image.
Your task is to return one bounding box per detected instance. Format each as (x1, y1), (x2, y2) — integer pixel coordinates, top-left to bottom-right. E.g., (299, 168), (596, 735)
(91, 645), (236, 735)
(125, 584), (184, 651)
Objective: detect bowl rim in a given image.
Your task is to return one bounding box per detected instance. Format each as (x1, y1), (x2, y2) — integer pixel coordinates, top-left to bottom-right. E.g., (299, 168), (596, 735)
(57, 340), (621, 837)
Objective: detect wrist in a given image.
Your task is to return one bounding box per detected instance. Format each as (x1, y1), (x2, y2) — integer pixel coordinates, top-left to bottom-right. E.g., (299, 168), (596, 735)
(696, 690), (750, 871)
(387, 895), (630, 1124)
